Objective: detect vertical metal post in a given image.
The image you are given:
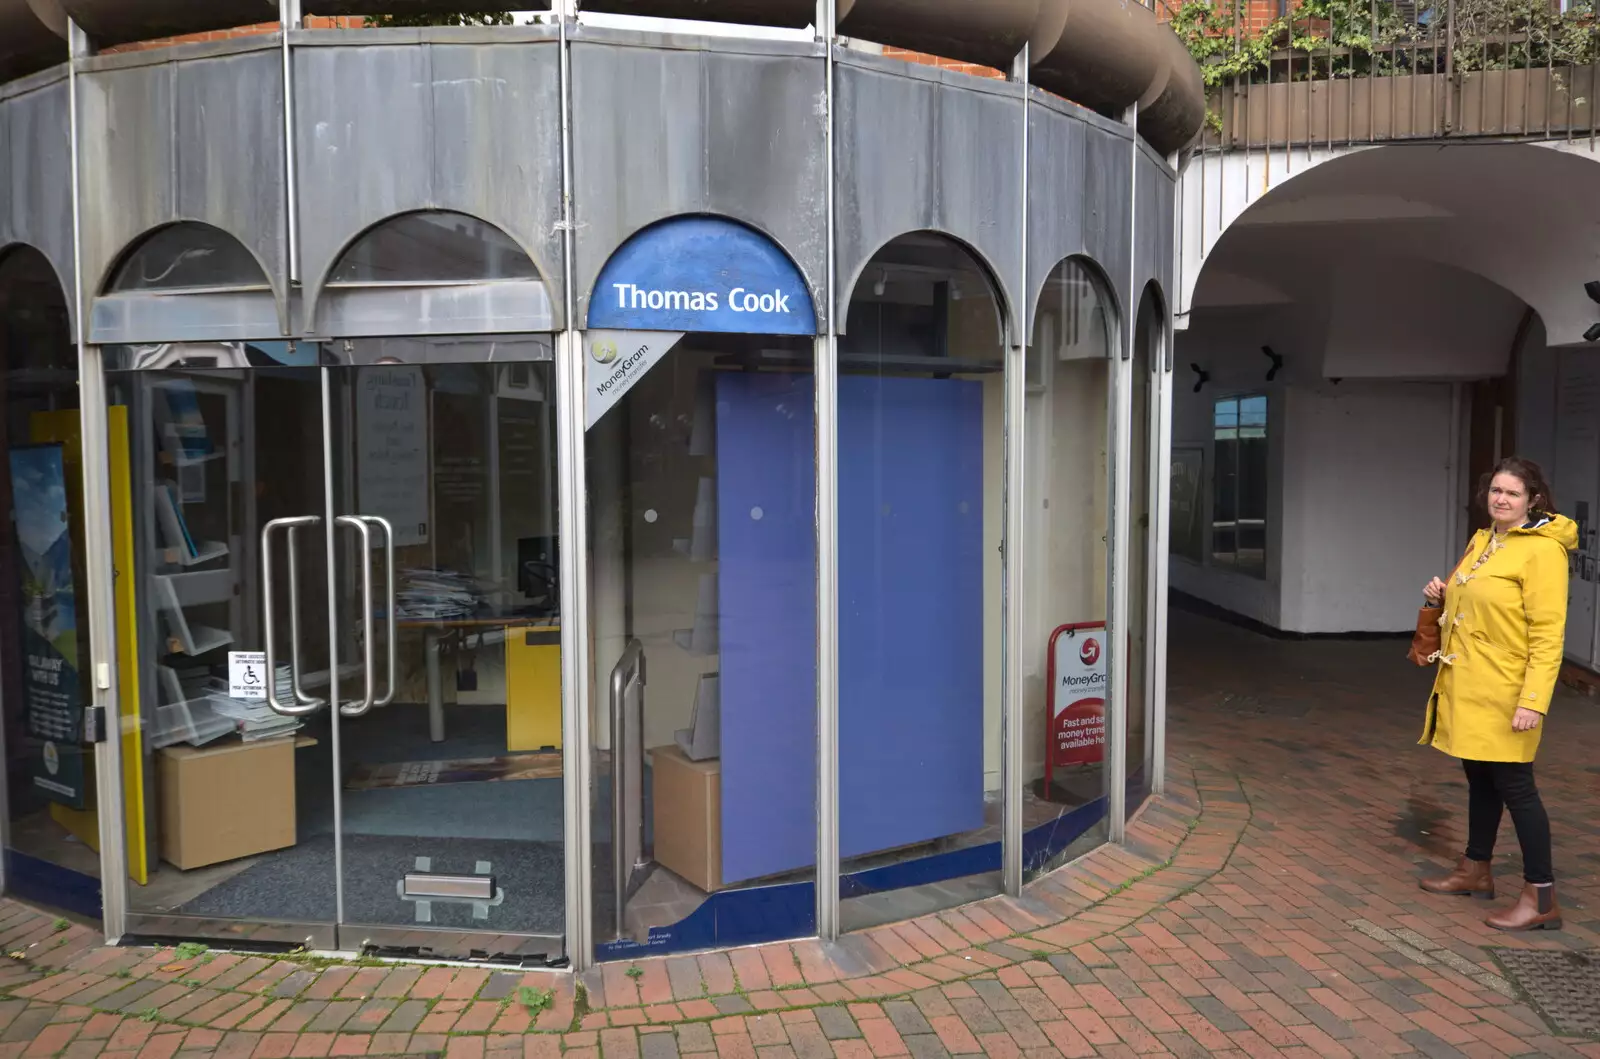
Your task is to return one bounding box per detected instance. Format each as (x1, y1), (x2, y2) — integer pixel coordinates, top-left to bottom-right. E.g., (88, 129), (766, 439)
(813, 0), (840, 942)
(320, 371), (344, 927)
(1149, 312), (1173, 796)
(280, 0), (301, 285)
(554, 0), (595, 971)
(1002, 44), (1029, 899)
(1107, 105), (1137, 844)
(68, 18), (129, 942)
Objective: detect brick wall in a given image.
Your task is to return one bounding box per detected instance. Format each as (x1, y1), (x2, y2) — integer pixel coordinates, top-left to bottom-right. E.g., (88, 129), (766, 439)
(879, 46), (1006, 81)
(103, 15), (365, 54)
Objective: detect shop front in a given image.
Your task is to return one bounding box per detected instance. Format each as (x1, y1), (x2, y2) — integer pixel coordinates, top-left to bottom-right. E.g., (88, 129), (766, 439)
(0, 7), (1192, 970)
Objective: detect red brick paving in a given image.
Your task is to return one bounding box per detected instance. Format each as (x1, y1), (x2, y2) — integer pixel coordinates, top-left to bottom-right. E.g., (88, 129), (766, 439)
(0, 609), (1594, 1056)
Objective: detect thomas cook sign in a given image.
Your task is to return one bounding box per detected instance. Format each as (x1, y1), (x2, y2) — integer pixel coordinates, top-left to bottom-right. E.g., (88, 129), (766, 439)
(584, 216), (818, 429)
(587, 216), (816, 334)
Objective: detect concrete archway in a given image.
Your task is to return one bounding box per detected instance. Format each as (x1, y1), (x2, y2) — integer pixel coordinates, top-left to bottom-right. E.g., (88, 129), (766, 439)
(1172, 141), (1600, 651)
(1179, 141), (1600, 347)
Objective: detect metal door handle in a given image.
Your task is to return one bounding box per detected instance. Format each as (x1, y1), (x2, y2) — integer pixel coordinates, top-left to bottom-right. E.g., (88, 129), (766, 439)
(335, 516), (377, 717)
(285, 523), (318, 707)
(263, 515), (325, 717)
(359, 515), (397, 708)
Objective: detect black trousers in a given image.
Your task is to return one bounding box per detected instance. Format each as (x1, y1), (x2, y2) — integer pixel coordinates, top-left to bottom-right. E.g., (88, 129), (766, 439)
(1462, 759), (1554, 885)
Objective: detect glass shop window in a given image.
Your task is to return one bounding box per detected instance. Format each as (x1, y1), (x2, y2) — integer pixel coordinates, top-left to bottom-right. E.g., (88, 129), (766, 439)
(1211, 394), (1268, 577)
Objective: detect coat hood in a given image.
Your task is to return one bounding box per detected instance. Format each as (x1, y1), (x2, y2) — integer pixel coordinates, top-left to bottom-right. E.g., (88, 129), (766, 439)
(1514, 513), (1579, 552)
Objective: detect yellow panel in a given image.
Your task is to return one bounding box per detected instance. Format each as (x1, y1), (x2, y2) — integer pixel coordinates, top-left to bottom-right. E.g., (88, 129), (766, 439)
(29, 408), (148, 885)
(506, 627), (562, 752)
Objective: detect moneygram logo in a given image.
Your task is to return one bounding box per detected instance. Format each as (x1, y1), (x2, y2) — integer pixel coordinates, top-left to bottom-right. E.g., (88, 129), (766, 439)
(1079, 638), (1101, 666)
(590, 339), (619, 365)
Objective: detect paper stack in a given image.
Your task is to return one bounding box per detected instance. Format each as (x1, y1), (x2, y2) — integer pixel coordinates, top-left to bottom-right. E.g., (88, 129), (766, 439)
(395, 567), (478, 620)
(208, 675), (302, 742)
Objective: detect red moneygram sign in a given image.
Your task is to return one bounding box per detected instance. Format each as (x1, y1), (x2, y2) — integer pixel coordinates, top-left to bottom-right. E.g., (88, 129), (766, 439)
(1046, 623), (1108, 779)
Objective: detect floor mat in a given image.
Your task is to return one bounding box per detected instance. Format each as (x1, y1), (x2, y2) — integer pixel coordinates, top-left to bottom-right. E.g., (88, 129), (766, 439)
(176, 833), (568, 935)
(345, 751), (563, 790)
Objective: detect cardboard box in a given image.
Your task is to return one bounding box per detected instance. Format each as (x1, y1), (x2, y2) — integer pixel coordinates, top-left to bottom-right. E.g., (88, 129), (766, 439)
(158, 737), (297, 870)
(650, 744), (721, 892)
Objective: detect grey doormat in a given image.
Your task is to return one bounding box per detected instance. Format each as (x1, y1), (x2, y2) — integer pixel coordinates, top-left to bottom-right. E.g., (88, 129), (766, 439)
(176, 833), (567, 935)
(1492, 948), (1600, 1039)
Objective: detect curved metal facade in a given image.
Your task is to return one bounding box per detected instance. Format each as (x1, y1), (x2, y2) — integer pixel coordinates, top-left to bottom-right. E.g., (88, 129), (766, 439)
(0, 18), (1179, 965)
(4, 24), (1180, 346)
(3, 0), (1205, 154)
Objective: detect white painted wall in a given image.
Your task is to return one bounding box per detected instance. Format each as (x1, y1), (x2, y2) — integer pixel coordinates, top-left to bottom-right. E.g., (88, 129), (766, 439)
(1174, 306), (1460, 634)
(1278, 383), (1456, 633)
(1323, 260), (1524, 381)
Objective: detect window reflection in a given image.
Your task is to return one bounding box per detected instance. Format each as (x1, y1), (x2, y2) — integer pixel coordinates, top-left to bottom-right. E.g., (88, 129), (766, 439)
(110, 224), (270, 293)
(1022, 258), (1114, 881)
(329, 212), (538, 286)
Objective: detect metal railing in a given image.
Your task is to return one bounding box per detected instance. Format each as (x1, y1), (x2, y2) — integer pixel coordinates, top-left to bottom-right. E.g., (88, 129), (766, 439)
(608, 640), (646, 941)
(1177, 0), (1600, 149)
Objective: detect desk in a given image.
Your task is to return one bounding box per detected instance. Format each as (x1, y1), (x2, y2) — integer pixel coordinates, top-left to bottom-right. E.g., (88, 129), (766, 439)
(399, 615), (559, 744)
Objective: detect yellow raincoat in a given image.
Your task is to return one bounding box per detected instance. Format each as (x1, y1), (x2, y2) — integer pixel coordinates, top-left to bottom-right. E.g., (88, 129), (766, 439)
(1420, 515), (1578, 763)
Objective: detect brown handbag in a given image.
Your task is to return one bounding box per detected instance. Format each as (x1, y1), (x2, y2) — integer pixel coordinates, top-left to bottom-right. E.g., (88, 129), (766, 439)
(1407, 605), (1443, 666)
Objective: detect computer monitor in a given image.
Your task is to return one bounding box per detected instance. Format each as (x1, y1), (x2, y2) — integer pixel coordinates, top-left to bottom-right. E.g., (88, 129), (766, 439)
(517, 535), (559, 615)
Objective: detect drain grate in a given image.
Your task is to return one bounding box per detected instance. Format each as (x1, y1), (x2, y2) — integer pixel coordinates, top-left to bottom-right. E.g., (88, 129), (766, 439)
(1492, 949), (1600, 1039)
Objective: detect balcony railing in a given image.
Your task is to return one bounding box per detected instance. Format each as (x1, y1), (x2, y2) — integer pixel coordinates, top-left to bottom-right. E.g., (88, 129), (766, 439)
(1173, 0), (1600, 148)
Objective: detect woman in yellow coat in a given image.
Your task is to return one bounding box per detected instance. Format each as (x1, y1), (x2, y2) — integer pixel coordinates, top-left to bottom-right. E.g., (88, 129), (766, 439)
(1418, 457), (1577, 931)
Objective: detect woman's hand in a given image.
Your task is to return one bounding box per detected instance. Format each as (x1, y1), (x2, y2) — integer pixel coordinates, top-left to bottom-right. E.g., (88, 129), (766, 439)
(1424, 577), (1447, 606)
(1513, 707), (1543, 732)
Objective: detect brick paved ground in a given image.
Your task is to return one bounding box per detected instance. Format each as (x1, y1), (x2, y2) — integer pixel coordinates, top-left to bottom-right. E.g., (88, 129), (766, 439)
(0, 606), (1593, 1058)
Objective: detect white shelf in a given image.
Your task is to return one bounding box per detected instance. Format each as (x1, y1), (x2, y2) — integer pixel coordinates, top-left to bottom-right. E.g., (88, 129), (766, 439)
(161, 568), (234, 607)
(158, 540), (229, 568)
(158, 449), (226, 469)
(167, 624), (233, 657)
(148, 696), (236, 750)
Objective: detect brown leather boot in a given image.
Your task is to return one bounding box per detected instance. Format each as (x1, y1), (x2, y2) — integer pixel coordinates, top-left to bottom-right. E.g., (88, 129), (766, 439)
(1419, 857), (1495, 898)
(1486, 883), (1563, 931)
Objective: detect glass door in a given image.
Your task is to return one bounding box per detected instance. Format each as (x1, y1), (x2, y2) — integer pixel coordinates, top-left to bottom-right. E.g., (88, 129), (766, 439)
(322, 338), (563, 962)
(108, 343), (341, 949)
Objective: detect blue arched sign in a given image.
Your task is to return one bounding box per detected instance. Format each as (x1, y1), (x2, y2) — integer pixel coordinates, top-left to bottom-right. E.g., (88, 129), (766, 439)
(588, 216), (817, 335)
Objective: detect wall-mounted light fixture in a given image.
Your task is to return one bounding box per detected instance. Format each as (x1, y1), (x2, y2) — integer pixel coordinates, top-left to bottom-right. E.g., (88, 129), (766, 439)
(1584, 281), (1600, 342)
(1190, 363), (1210, 393)
(1261, 345), (1283, 382)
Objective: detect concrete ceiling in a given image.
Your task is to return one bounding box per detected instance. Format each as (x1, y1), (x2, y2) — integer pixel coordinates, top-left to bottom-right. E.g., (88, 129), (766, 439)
(1192, 142), (1600, 348)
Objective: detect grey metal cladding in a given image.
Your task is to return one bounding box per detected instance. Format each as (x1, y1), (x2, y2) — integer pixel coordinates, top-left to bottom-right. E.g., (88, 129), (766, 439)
(174, 50), (287, 296)
(835, 58), (1024, 340)
(1, 81), (76, 335)
(1132, 151), (1172, 320)
(1024, 100), (1087, 339)
(296, 42), (565, 330)
(78, 50), (287, 306)
(570, 41), (827, 329)
(1081, 119), (1133, 329)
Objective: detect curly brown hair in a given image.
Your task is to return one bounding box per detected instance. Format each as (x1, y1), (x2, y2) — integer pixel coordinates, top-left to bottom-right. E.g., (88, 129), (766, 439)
(1475, 457), (1558, 521)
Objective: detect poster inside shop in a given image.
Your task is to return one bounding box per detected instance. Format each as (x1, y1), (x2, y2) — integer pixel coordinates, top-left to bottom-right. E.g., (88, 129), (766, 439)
(1047, 622), (1108, 775)
(10, 445), (86, 809)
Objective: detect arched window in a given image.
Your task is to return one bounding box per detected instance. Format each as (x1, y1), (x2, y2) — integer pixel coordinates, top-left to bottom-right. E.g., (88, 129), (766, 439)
(842, 232), (1003, 368)
(1021, 256), (1117, 882)
(94, 224), (278, 346)
(1126, 282), (1166, 815)
(328, 212), (538, 286)
(317, 211), (551, 338)
(109, 223), (270, 293)
(0, 246), (73, 375)
(837, 231), (1006, 931)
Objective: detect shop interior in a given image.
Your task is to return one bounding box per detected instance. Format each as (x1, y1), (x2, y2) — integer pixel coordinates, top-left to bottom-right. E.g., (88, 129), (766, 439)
(103, 342), (567, 943)
(1021, 259), (1116, 881)
(588, 234), (1115, 951)
(0, 245), (105, 915)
